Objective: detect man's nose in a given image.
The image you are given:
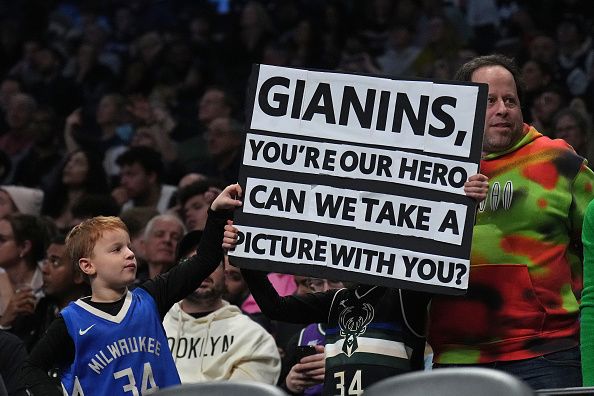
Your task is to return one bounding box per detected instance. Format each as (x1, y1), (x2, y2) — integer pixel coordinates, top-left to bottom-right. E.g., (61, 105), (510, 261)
(494, 99), (508, 114)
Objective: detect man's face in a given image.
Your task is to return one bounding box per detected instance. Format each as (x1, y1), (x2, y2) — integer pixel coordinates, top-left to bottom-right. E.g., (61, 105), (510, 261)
(205, 117), (241, 158)
(223, 256), (247, 301)
(6, 96), (33, 130)
(192, 262), (225, 300)
(198, 89), (230, 124)
(472, 65), (524, 154)
(555, 114), (585, 152)
(143, 218), (183, 267)
(42, 243), (78, 297)
(119, 163), (153, 199)
(532, 91), (562, 124)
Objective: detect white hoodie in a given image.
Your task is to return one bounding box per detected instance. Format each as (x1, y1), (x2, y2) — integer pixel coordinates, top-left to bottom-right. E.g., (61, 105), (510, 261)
(163, 301), (280, 384)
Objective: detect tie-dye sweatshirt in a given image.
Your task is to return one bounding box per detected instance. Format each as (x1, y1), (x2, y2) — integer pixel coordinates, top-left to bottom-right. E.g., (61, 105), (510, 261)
(428, 124), (594, 364)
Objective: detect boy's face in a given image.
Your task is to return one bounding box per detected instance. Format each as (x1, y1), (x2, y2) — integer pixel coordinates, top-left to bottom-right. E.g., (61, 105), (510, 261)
(83, 228), (137, 289)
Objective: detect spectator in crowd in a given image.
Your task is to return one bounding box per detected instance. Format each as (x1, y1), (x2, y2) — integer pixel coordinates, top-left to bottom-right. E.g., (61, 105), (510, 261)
(130, 124), (177, 164)
(236, 172), (492, 395)
(427, 54), (594, 390)
(527, 33), (558, 72)
(20, 184), (242, 395)
(114, 146), (177, 214)
(0, 214), (50, 329)
(136, 213), (185, 282)
(0, 330), (27, 395)
(556, 14), (594, 99)
(11, 106), (64, 190)
(63, 42), (115, 107)
(553, 107), (593, 162)
(24, 45), (80, 118)
(0, 77), (21, 117)
(119, 206), (159, 262)
(42, 149), (110, 231)
(376, 24), (421, 78)
(0, 93), (37, 182)
(0, 77), (21, 138)
(17, 234), (89, 351)
(520, 59), (553, 123)
(163, 230), (281, 384)
(64, 93), (130, 156)
(177, 178), (224, 231)
(177, 87), (235, 171)
(0, 186), (44, 218)
(68, 194), (121, 228)
(123, 31), (165, 94)
(193, 116), (244, 184)
(530, 84), (568, 137)
(413, 15), (461, 77)
(282, 278), (345, 396)
(240, 263), (430, 395)
(223, 256), (250, 308)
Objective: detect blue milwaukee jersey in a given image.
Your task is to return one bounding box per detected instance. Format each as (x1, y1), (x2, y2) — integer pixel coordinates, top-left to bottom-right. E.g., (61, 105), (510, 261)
(60, 288), (180, 395)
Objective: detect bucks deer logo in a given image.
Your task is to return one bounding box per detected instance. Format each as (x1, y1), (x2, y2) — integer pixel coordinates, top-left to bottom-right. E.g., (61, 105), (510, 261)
(338, 301), (374, 356)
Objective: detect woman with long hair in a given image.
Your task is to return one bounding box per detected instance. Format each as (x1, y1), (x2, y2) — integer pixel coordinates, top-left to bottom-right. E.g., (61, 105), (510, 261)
(42, 149), (110, 231)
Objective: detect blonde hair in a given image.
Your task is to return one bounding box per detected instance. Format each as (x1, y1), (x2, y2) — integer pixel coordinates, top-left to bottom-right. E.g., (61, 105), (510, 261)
(66, 216), (129, 281)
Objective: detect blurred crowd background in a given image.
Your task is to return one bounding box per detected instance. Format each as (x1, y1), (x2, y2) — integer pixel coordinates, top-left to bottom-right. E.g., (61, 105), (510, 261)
(0, 0), (593, 199)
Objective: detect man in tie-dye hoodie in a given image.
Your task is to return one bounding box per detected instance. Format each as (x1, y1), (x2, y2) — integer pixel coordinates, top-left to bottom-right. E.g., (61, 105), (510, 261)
(428, 54), (594, 390)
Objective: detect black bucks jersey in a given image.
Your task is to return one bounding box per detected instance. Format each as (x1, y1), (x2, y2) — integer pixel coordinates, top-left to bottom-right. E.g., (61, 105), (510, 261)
(323, 286), (428, 396)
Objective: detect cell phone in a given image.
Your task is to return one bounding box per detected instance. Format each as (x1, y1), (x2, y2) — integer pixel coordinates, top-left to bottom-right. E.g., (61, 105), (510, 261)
(295, 345), (317, 361)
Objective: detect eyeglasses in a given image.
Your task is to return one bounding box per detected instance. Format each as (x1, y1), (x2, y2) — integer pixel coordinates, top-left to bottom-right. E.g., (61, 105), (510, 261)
(307, 279), (343, 292)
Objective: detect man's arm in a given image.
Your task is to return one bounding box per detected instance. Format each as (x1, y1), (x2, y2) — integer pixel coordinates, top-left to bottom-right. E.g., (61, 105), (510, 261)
(241, 268), (333, 324)
(20, 317), (73, 396)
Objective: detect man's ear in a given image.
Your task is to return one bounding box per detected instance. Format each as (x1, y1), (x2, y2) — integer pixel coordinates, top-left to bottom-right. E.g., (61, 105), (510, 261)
(79, 258), (96, 277)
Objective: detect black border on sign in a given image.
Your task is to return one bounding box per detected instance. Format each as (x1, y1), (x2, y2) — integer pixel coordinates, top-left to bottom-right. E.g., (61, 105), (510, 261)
(233, 63), (486, 295)
(230, 255), (467, 296)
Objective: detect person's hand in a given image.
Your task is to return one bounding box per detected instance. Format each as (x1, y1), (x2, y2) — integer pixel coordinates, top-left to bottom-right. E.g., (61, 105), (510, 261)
(286, 345), (325, 394)
(464, 173), (489, 202)
(223, 220), (239, 250)
(0, 287), (36, 327)
(65, 108), (82, 129)
(211, 183), (242, 211)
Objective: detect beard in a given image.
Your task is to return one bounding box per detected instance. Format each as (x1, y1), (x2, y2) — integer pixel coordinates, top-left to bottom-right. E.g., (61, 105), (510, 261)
(186, 282), (226, 304)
